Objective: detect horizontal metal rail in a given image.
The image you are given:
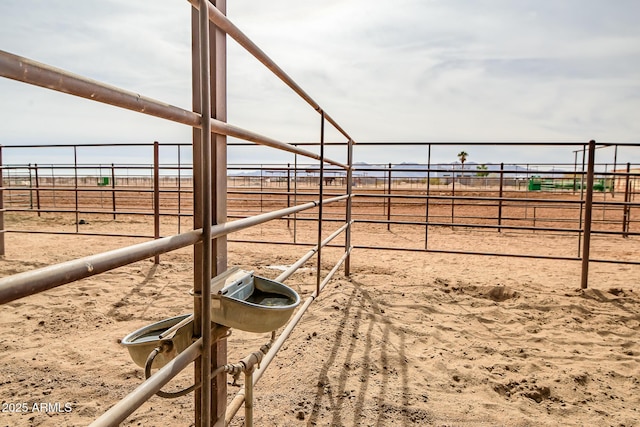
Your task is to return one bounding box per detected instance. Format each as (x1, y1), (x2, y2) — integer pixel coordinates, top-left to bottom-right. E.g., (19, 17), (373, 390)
(220, 238), (640, 266)
(90, 336), (204, 427)
(0, 50), (199, 126)
(352, 166), (587, 175)
(224, 222), (354, 422)
(355, 218), (583, 233)
(228, 140), (640, 147)
(3, 229), (156, 239)
(355, 244), (581, 261)
(0, 50), (347, 169)
(226, 245), (353, 423)
(6, 187), (636, 207)
(1, 186), (187, 193)
(354, 192), (586, 205)
(0, 195), (347, 304)
(586, 229), (640, 237)
(227, 216), (639, 238)
(228, 239), (317, 247)
(4, 208), (188, 217)
(351, 244), (640, 265)
(276, 222), (352, 283)
(0, 142), (192, 149)
(353, 141), (640, 147)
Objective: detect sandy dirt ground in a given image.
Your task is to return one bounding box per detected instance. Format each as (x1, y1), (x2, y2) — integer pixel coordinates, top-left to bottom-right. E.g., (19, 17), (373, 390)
(1, 212), (640, 426)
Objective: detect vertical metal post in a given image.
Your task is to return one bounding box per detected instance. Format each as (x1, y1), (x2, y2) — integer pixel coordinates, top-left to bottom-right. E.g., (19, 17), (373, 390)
(34, 163), (41, 216)
(580, 140), (596, 289)
(191, 5), (204, 421)
(245, 370), (254, 427)
(344, 139), (353, 276)
(0, 145), (4, 256)
(623, 162), (631, 237)
(74, 147), (79, 233)
(498, 163), (504, 232)
(602, 164), (608, 221)
(294, 154), (298, 243)
(451, 168), (456, 227)
(111, 163), (116, 220)
(286, 162), (291, 228)
(178, 146), (182, 234)
(192, 2), (229, 424)
(612, 145), (618, 198)
(316, 112), (325, 296)
(573, 151), (578, 194)
(525, 162), (530, 217)
(51, 165), (56, 208)
(28, 163), (33, 210)
(153, 141), (160, 265)
(577, 145), (586, 257)
(197, 1), (214, 422)
(191, 2), (225, 424)
(260, 165), (263, 212)
(386, 163), (391, 231)
(211, 0), (228, 423)
(425, 144), (431, 250)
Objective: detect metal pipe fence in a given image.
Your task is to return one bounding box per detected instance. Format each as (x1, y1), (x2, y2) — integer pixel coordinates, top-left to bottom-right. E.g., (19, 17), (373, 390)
(1, 2), (639, 425)
(0, 1), (354, 426)
(2, 146), (639, 250)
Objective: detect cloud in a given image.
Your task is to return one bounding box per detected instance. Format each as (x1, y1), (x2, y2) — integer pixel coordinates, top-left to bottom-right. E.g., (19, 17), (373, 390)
(1, 0), (639, 167)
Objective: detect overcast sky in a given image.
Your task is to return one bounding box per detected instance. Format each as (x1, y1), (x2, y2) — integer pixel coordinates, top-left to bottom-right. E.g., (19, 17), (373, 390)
(1, 0), (639, 168)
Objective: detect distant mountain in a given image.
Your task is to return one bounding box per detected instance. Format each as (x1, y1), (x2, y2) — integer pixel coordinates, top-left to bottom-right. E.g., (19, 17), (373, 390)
(228, 162), (566, 178)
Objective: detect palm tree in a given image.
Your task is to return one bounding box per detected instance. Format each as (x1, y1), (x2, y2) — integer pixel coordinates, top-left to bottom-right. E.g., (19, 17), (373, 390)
(457, 151), (468, 179)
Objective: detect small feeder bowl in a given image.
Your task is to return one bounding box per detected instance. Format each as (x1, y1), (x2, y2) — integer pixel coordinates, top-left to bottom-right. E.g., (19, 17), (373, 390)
(193, 267), (301, 333)
(120, 313), (193, 369)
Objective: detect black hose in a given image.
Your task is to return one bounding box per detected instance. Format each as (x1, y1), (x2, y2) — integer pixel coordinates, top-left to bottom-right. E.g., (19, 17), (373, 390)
(144, 346), (200, 399)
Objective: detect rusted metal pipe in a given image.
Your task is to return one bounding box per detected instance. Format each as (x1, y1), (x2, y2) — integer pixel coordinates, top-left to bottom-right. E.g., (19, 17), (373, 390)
(153, 142), (160, 265)
(424, 144), (431, 250)
(287, 163), (291, 228)
(386, 163), (392, 231)
(0, 49), (200, 128)
(355, 244), (581, 261)
(577, 145), (586, 256)
(190, 6), (204, 421)
(623, 163), (631, 237)
(0, 228), (200, 304)
(498, 163), (504, 232)
(34, 164), (41, 216)
(451, 168), (456, 226)
(580, 140), (596, 289)
(197, 1), (214, 423)
(74, 148), (79, 232)
(111, 163), (116, 220)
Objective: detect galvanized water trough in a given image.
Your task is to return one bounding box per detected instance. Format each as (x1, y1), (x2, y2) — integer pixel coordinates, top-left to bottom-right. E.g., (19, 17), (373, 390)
(121, 267), (300, 368)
